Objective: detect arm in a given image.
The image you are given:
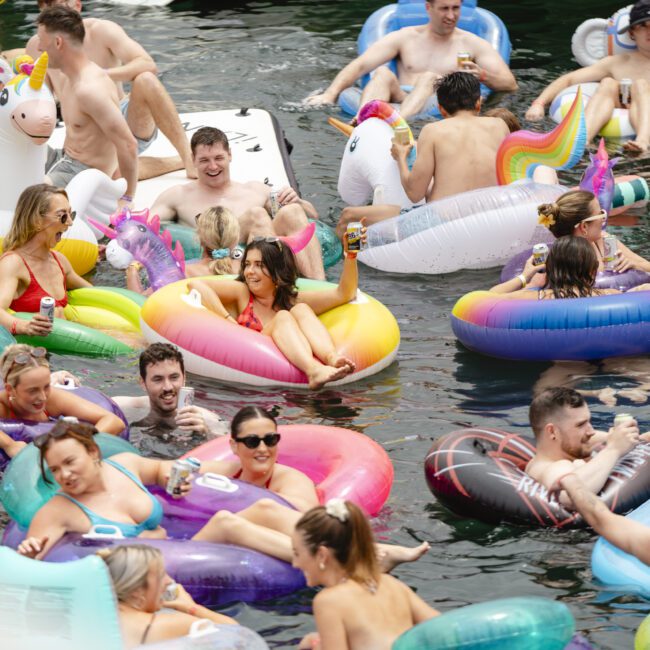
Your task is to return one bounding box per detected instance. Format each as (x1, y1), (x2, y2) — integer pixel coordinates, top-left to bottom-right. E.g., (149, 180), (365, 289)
(175, 405), (226, 436)
(404, 580), (440, 623)
(150, 186), (183, 222)
(112, 394), (150, 410)
(614, 241), (650, 273)
(18, 501), (67, 560)
(525, 59), (614, 120)
(468, 39), (517, 92)
(161, 583), (237, 626)
(560, 474), (650, 564)
(0, 430), (26, 459)
(307, 31), (404, 104)
(185, 278), (248, 316)
(47, 388), (125, 436)
(392, 124), (436, 203)
(100, 21), (158, 83)
(274, 186), (319, 219)
(273, 467), (320, 512)
(490, 256), (543, 293)
(311, 591), (349, 650)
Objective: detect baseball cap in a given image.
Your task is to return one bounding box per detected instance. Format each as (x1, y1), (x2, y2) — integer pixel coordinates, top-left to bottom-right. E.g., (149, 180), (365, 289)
(618, 0), (650, 34)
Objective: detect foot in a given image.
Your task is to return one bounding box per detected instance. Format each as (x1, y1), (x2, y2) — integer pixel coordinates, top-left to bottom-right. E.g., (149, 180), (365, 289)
(617, 388), (649, 403)
(307, 363), (353, 390)
(184, 159), (198, 179)
(623, 139), (649, 154)
(376, 541), (430, 573)
(326, 352), (356, 375)
(596, 387), (618, 407)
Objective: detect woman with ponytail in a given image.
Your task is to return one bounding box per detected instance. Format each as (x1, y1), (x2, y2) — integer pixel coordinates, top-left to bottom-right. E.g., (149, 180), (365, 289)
(293, 500), (438, 650)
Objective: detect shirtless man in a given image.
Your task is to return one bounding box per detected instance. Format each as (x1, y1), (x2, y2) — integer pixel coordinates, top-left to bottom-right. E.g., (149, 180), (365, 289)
(151, 127), (325, 280)
(526, 387), (646, 507)
(37, 6), (137, 205)
(526, 0), (650, 152)
(307, 0), (516, 120)
(30, 0), (195, 179)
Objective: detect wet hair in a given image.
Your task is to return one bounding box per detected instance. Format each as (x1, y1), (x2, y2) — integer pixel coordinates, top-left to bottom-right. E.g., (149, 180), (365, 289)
(435, 72), (480, 115)
(38, 419), (100, 485)
(236, 240), (298, 311)
(230, 405), (277, 437)
(196, 206), (240, 275)
(38, 0), (77, 8)
(538, 190), (596, 238)
(96, 544), (163, 604)
(190, 127), (230, 156)
(529, 387), (585, 440)
(295, 501), (380, 587)
(543, 236), (599, 299)
(138, 343), (185, 380)
(37, 5), (85, 45)
(0, 344), (50, 387)
(484, 107), (521, 133)
(4, 184), (69, 251)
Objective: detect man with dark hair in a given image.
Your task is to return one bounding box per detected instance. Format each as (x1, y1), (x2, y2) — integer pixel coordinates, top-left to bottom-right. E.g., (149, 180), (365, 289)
(525, 387), (642, 506)
(526, 0), (650, 152)
(37, 5), (138, 203)
(151, 127), (326, 280)
(307, 0), (516, 120)
(28, 0), (195, 179)
(113, 343), (225, 435)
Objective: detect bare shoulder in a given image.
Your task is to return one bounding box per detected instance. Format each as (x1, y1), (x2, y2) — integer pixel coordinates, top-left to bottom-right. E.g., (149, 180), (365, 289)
(460, 30), (497, 51)
(273, 463), (313, 486)
(51, 250), (72, 271)
(154, 181), (194, 205)
(0, 252), (24, 272)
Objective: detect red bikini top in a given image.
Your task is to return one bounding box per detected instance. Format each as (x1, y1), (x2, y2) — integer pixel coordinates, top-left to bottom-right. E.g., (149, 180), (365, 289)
(5, 252), (68, 313)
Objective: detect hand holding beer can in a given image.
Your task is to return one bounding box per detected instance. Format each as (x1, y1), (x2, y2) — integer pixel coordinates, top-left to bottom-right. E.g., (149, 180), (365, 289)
(619, 79), (632, 108)
(457, 51), (471, 68)
(614, 413), (635, 428)
(532, 243), (549, 266)
(603, 235), (618, 271)
(346, 222), (363, 252)
(394, 125), (411, 146)
(269, 190), (280, 218)
(166, 460), (192, 496)
(39, 296), (55, 322)
(178, 386), (194, 409)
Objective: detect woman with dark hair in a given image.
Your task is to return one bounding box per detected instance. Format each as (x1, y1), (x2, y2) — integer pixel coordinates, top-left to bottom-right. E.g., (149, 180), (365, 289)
(188, 234), (361, 389)
(293, 500), (439, 650)
(490, 236), (650, 298)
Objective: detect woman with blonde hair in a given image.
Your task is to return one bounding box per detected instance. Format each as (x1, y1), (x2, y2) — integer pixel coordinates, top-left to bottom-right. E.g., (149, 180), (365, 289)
(97, 544), (236, 648)
(0, 184), (91, 337)
(293, 500), (439, 650)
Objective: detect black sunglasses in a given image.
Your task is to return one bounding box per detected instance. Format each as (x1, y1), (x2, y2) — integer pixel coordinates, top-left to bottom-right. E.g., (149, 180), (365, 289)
(233, 433), (281, 449)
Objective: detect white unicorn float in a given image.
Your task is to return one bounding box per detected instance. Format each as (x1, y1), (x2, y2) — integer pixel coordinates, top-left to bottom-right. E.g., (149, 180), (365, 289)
(0, 53), (124, 275)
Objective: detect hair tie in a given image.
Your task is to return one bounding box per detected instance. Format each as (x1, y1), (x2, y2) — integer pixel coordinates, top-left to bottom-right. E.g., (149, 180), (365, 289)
(325, 498), (349, 523)
(537, 211), (556, 228)
(211, 248), (230, 260)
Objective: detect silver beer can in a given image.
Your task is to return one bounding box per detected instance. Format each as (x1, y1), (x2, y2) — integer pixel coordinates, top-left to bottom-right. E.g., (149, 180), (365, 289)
(166, 460), (192, 496)
(614, 413), (634, 427)
(269, 190), (280, 218)
(603, 235), (618, 270)
(620, 78), (632, 108)
(177, 386), (194, 409)
(39, 296), (55, 322)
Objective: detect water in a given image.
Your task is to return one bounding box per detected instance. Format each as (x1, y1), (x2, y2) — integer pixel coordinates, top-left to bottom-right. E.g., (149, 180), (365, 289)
(2, 1), (650, 647)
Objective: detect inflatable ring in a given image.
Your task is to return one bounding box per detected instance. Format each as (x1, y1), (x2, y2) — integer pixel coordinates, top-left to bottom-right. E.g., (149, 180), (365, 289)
(140, 277), (399, 387)
(425, 428), (650, 528)
(550, 83), (634, 138)
(451, 289), (650, 361)
(393, 597), (577, 650)
(184, 424), (394, 517)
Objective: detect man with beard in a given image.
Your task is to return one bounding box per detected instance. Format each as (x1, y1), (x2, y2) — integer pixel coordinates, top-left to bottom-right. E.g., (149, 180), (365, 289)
(526, 387), (641, 506)
(306, 0), (516, 120)
(114, 343), (225, 436)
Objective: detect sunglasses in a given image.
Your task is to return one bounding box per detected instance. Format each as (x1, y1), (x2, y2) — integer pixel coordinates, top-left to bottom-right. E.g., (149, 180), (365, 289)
(48, 210), (76, 225)
(575, 209), (607, 227)
(232, 433), (281, 449)
(251, 236), (282, 251)
(4, 346), (47, 382)
(34, 416), (97, 450)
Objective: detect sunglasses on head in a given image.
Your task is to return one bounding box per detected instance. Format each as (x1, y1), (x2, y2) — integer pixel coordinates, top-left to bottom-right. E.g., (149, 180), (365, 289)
(233, 433), (281, 449)
(33, 416), (95, 450)
(4, 346), (47, 382)
(251, 236), (282, 251)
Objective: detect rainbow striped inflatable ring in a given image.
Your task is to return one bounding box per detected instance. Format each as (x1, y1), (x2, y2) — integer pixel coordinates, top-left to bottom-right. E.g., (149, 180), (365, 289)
(140, 277), (400, 387)
(451, 289), (650, 361)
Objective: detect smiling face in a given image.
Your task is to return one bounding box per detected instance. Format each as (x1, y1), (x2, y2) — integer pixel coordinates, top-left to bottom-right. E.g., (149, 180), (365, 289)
(230, 415), (279, 475)
(426, 0), (461, 35)
(550, 404), (595, 460)
(140, 359), (185, 416)
(45, 436), (99, 495)
(291, 529), (323, 588)
(5, 365), (51, 418)
(193, 142), (231, 188)
(243, 248), (276, 297)
(38, 192), (73, 246)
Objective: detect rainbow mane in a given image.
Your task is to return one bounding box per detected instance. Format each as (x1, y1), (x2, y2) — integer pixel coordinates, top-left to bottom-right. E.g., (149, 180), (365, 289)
(496, 88), (586, 185)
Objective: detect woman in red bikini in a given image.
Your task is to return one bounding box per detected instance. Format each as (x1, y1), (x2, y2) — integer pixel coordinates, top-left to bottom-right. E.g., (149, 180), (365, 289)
(0, 184), (92, 338)
(187, 232), (363, 390)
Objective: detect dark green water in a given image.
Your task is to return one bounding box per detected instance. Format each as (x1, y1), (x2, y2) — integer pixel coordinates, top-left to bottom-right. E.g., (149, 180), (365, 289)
(1, 1), (649, 647)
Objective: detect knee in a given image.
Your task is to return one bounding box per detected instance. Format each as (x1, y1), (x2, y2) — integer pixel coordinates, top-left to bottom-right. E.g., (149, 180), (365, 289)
(275, 203), (307, 229)
(255, 497), (280, 513)
(273, 309), (294, 325)
(290, 302), (312, 318)
(243, 207), (273, 235)
(372, 66), (397, 83)
(210, 510), (239, 537)
(597, 77), (619, 95)
(632, 78), (650, 95)
(414, 71), (438, 88)
(131, 71), (161, 94)
(339, 206), (358, 227)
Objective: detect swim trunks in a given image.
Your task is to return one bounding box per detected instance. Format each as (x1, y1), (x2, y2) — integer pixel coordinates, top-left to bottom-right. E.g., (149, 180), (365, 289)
(120, 96), (158, 155)
(45, 147), (92, 187)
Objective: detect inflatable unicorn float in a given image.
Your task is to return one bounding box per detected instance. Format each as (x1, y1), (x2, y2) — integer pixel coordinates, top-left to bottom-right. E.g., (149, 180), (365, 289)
(0, 53), (125, 275)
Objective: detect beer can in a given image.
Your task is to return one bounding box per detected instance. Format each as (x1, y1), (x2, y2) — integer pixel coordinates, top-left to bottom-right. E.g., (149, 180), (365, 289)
(532, 243), (549, 266)
(619, 78), (632, 108)
(614, 413), (634, 427)
(162, 581), (180, 601)
(603, 235), (618, 270)
(177, 386), (194, 408)
(346, 222), (363, 252)
(269, 190), (280, 218)
(166, 460), (192, 496)
(184, 457), (201, 473)
(457, 51), (471, 68)
(394, 125), (411, 146)
(39, 296), (55, 322)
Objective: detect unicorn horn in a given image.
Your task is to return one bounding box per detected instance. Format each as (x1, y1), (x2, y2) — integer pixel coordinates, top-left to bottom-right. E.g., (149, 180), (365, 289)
(328, 117), (354, 138)
(29, 52), (48, 90)
(279, 221), (316, 254)
(87, 217), (117, 240)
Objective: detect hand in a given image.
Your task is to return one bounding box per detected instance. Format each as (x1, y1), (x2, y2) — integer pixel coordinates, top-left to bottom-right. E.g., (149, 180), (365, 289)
(525, 103), (545, 121)
(175, 405), (208, 434)
(459, 60), (483, 80)
(17, 535), (49, 559)
(22, 313), (53, 337)
(276, 185), (300, 206)
(298, 632), (321, 650)
(523, 254), (545, 279)
(50, 370), (80, 387)
(342, 217), (367, 256)
(305, 92), (336, 107)
(607, 418), (639, 455)
(390, 139), (413, 161)
(164, 582), (197, 612)
(613, 251), (634, 273)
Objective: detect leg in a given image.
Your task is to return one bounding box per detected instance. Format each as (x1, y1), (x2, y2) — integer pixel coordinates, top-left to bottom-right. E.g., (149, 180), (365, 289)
(126, 72), (197, 178)
(235, 498), (302, 536)
(138, 155), (185, 180)
(532, 165), (559, 185)
(264, 310), (351, 389)
(273, 204), (325, 280)
(624, 79), (650, 153)
(336, 204), (400, 239)
(238, 206), (275, 242)
(584, 77), (619, 142)
(358, 66), (407, 119)
(399, 72), (439, 120)
(290, 302), (354, 374)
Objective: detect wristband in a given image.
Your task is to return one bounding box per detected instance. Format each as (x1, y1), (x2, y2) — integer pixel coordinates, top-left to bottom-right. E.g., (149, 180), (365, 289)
(479, 68), (487, 83)
(127, 262), (143, 271)
(516, 273), (527, 288)
(531, 99), (545, 107)
(187, 605), (197, 616)
(120, 194), (133, 202)
(345, 251), (358, 259)
(10, 319), (17, 336)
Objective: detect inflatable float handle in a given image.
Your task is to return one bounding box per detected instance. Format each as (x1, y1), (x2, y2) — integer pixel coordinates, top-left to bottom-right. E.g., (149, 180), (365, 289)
(180, 289), (207, 310)
(82, 524), (125, 540)
(188, 620), (217, 638)
(195, 473), (239, 493)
